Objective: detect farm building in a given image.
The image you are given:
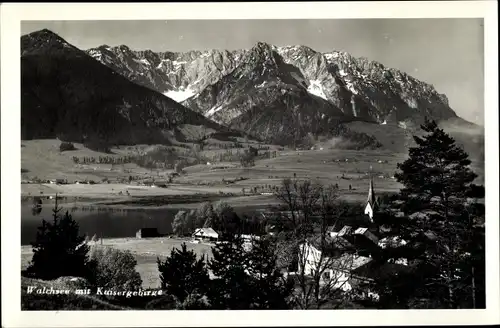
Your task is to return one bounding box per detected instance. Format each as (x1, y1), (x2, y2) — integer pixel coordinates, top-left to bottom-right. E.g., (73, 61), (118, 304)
(136, 228), (160, 238)
(49, 178), (66, 185)
(192, 228), (219, 242)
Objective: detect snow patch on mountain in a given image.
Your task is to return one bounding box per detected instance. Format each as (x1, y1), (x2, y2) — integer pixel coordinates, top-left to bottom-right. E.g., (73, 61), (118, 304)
(205, 105), (223, 117)
(132, 58), (150, 66)
(200, 52), (211, 59)
(173, 60), (187, 68)
(324, 52), (340, 61)
(256, 81), (268, 88)
(307, 80), (328, 100)
(157, 59), (169, 69)
(164, 88), (196, 102)
(345, 81), (358, 95)
(350, 97), (358, 117)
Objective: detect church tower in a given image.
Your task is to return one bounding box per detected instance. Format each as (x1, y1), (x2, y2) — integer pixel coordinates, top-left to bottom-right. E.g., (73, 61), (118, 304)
(364, 172), (378, 223)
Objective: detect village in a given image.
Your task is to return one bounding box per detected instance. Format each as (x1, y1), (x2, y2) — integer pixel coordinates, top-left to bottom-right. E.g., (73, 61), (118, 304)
(119, 176), (413, 302)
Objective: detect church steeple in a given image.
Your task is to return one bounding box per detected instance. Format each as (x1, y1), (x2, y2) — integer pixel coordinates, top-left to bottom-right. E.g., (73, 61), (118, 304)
(364, 167), (378, 222)
(367, 176), (376, 207)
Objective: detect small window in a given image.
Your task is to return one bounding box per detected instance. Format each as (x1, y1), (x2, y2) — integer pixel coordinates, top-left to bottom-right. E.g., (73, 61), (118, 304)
(323, 271), (331, 280)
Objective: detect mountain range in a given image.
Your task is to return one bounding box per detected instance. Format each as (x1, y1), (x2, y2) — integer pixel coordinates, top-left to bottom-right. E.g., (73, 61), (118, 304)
(21, 29), (480, 152)
(21, 29), (237, 146)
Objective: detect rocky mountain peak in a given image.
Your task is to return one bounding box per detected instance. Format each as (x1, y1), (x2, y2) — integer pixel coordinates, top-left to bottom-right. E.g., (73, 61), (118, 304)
(21, 29), (80, 56)
(84, 39), (460, 139)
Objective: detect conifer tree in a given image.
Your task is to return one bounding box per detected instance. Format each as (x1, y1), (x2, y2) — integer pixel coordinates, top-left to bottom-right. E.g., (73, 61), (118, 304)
(208, 235), (252, 309)
(157, 243), (210, 306)
(27, 194), (91, 280)
(246, 237), (294, 309)
(372, 118), (485, 309)
(208, 235), (292, 309)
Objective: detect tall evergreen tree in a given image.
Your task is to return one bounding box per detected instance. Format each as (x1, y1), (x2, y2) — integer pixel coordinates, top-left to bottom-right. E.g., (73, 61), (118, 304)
(208, 236), (253, 309)
(208, 235), (292, 309)
(371, 118), (485, 309)
(246, 237), (294, 309)
(26, 195), (91, 280)
(157, 243), (210, 306)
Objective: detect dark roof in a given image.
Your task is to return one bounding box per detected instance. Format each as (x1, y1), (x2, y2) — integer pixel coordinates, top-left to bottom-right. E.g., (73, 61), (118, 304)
(306, 234), (354, 256)
(351, 261), (415, 281)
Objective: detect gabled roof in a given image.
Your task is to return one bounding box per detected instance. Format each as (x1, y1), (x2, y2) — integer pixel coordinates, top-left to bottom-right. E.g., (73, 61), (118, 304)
(193, 227), (218, 238)
(304, 233), (354, 257)
(338, 225), (353, 237)
(330, 254), (373, 272)
(354, 227), (379, 245)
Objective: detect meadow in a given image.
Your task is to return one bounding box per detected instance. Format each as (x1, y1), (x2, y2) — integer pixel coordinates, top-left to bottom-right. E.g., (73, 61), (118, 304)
(22, 237), (214, 288)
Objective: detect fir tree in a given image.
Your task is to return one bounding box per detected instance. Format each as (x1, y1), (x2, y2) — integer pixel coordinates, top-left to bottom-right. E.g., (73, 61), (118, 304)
(372, 118), (485, 309)
(208, 235), (253, 309)
(246, 237), (294, 309)
(157, 243), (210, 306)
(26, 194), (91, 280)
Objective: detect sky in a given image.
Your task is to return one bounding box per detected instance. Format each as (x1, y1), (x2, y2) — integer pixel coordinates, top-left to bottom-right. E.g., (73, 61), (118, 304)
(21, 19), (484, 125)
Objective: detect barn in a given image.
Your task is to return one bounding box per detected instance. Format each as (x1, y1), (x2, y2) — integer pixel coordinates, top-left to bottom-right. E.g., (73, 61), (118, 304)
(192, 228), (219, 242)
(136, 228), (160, 238)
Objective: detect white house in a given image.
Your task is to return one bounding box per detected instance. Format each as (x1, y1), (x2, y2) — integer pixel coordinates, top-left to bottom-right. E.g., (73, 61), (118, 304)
(298, 236), (372, 291)
(192, 228), (219, 242)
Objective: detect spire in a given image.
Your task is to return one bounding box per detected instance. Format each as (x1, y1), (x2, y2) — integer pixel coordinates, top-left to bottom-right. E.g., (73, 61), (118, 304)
(367, 176), (377, 207)
(364, 168), (378, 222)
(367, 167), (377, 206)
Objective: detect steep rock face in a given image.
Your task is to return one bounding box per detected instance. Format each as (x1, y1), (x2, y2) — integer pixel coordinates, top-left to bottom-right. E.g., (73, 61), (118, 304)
(21, 29), (227, 145)
(182, 42), (347, 144)
(87, 41), (457, 128)
(276, 46), (457, 124)
(85, 40), (466, 148)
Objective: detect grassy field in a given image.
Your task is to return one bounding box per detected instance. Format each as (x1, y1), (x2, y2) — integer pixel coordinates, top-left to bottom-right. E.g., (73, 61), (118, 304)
(21, 237), (214, 288)
(21, 138), (485, 204)
(21, 139), (415, 202)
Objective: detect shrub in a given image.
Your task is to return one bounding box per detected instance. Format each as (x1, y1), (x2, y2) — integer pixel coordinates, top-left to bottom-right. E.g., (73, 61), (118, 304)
(88, 246), (143, 290)
(59, 141), (76, 152)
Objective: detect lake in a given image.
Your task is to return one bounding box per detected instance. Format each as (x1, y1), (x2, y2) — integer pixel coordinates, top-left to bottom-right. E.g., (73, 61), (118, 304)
(21, 197), (268, 245)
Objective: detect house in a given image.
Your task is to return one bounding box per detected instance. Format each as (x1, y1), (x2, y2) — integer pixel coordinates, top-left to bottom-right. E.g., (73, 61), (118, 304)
(136, 228), (160, 238)
(298, 234), (414, 295)
(298, 237), (372, 291)
(239, 234), (261, 242)
(192, 228), (219, 242)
